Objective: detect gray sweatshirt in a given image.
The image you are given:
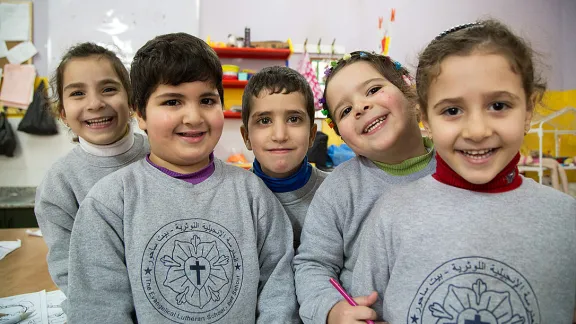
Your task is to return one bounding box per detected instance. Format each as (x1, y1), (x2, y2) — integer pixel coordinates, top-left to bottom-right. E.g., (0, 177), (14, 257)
(67, 158), (299, 323)
(352, 175), (576, 324)
(274, 167), (329, 248)
(293, 155), (436, 323)
(34, 133), (148, 295)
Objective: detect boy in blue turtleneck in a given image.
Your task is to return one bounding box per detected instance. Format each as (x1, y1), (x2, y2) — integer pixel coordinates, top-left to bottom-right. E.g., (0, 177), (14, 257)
(240, 66), (329, 248)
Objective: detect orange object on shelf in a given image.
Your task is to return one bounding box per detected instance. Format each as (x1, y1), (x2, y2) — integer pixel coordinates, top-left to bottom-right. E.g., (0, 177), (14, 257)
(227, 153), (248, 164)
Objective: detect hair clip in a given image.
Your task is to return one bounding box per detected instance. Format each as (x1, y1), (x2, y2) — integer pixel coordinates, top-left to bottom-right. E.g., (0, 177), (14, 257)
(359, 52), (368, 58)
(330, 61), (338, 67)
(393, 61), (402, 70)
(343, 53), (352, 61)
(319, 98), (326, 105)
(435, 22), (482, 40)
(321, 108), (329, 116)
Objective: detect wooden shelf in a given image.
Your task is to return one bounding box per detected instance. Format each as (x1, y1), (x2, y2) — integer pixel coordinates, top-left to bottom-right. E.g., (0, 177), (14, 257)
(223, 80), (248, 88)
(212, 47), (291, 60)
(223, 111), (242, 119)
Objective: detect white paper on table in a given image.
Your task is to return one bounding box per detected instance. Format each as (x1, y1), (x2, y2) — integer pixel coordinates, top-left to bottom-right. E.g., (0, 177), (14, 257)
(25, 229), (42, 237)
(0, 3), (30, 41)
(0, 290), (49, 324)
(0, 239), (21, 260)
(0, 41), (8, 58)
(46, 291), (67, 324)
(6, 41), (37, 64)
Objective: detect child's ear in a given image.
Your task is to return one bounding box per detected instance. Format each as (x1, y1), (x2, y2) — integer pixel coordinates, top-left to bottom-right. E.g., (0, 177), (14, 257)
(308, 123), (318, 148)
(524, 95), (535, 134)
(524, 109), (533, 135)
(136, 111), (147, 132)
(421, 114), (432, 139)
(59, 109), (68, 125)
(240, 125), (252, 150)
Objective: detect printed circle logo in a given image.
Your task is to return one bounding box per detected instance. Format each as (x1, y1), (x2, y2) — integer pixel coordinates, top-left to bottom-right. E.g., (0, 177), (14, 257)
(142, 219), (243, 323)
(407, 257), (540, 324)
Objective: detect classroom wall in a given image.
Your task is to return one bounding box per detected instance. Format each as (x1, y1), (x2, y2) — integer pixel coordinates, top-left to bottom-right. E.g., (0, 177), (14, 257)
(201, 0), (574, 90)
(3, 0), (575, 187)
(30, 0), (48, 77)
(560, 0), (576, 90)
(30, 0), (576, 90)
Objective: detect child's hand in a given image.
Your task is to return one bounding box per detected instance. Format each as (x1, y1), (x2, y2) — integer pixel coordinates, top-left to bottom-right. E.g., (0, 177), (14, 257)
(327, 291), (381, 324)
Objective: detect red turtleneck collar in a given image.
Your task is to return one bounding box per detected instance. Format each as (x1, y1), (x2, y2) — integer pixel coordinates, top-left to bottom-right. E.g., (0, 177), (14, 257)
(432, 152), (522, 193)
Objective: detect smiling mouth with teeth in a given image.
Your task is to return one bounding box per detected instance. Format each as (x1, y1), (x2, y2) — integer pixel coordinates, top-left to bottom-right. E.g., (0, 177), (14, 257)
(178, 131), (205, 137)
(363, 116), (387, 134)
(85, 117), (113, 126)
(458, 148), (498, 159)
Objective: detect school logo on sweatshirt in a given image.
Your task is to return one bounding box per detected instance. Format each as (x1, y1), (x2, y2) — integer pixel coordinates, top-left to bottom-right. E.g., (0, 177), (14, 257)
(142, 219), (243, 323)
(407, 256), (540, 324)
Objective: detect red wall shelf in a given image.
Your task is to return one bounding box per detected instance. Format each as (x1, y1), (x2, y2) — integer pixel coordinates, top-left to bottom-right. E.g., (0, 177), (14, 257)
(223, 80), (248, 88)
(223, 111), (242, 119)
(212, 47), (291, 60)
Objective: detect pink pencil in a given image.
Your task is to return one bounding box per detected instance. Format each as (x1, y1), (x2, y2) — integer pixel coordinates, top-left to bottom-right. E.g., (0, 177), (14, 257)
(329, 278), (375, 324)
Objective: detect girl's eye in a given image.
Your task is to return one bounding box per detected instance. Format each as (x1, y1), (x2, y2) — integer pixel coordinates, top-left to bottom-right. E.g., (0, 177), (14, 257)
(257, 117), (272, 125)
(163, 99), (180, 106)
(340, 107), (352, 119)
(489, 102), (509, 111)
(70, 91), (84, 97)
(103, 87), (117, 93)
(201, 98), (216, 105)
(367, 86), (382, 96)
(287, 116), (301, 123)
(442, 107), (462, 116)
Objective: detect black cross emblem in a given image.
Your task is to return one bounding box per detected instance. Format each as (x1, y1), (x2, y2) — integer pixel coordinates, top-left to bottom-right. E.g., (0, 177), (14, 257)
(189, 260), (206, 285)
(465, 314), (489, 324)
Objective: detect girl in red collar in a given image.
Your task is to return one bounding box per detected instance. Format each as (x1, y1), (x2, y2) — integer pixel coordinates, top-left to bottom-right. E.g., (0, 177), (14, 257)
(351, 19), (576, 324)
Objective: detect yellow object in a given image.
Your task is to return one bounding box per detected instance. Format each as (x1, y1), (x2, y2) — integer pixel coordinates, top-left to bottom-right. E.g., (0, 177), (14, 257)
(223, 88), (243, 110)
(383, 36), (390, 55)
(322, 119), (344, 147)
(522, 89), (576, 181)
(222, 65), (240, 73)
(287, 38), (294, 54)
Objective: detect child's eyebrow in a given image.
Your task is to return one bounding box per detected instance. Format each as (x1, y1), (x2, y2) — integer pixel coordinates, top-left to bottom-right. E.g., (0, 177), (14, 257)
(63, 82), (85, 91)
(155, 92), (186, 99)
(251, 111), (271, 119)
(286, 109), (306, 115)
(98, 78), (122, 86)
(358, 77), (385, 91)
(483, 91), (520, 101)
(432, 97), (465, 110)
(199, 92), (220, 98)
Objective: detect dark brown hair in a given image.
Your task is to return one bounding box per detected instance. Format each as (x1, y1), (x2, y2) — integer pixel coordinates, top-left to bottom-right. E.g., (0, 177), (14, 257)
(416, 19), (546, 118)
(50, 42), (131, 118)
(242, 66), (315, 129)
(130, 33), (224, 119)
(322, 51), (416, 135)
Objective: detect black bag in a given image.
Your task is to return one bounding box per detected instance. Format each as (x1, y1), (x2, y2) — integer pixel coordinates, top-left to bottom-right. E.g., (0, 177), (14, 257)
(18, 83), (58, 135)
(307, 131), (331, 168)
(0, 111), (17, 157)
